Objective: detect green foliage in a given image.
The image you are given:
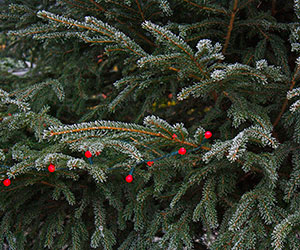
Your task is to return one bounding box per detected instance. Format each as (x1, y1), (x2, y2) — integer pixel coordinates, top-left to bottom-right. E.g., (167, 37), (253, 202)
(1, 0), (300, 249)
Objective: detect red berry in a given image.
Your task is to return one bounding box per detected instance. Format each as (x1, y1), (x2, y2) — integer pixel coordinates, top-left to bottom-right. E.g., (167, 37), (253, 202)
(178, 147), (186, 155)
(95, 151), (101, 156)
(8, 113), (12, 116)
(3, 179), (11, 186)
(48, 164), (55, 172)
(125, 175), (133, 183)
(147, 161), (154, 166)
(85, 151), (92, 158)
(172, 134), (177, 139)
(204, 131), (212, 139)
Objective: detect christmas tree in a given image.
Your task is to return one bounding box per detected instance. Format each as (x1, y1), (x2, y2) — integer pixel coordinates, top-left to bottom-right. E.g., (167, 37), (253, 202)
(1, 0), (300, 249)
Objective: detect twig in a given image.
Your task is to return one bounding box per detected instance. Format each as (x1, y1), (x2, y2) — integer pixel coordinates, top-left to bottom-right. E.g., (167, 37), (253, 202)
(222, 0), (239, 55)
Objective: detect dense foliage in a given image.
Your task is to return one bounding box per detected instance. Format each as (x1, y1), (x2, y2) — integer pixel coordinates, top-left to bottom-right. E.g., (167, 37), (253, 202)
(1, 0), (300, 249)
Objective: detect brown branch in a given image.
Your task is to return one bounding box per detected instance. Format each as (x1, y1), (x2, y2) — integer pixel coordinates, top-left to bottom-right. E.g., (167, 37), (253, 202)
(245, 55), (254, 65)
(42, 13), (145, 57)
(222, 0), (239, 55)
(88, 0), (104, 11)
(128, 26), (157, 47)
(273, 66), (300, 128)
(216, 193), (233, 207)
(148, 11), (163, 19)
(168, 67), (202, 80)
(149, 121), (173, 137)
(273, 99), (289, 128)
(179, 80), (214, 100)
(89, 0), (155, 48)
(39, 12), (109, 35)
(144, 1), (156, 15)
(135, 0), (145, 21)
(1, 185), (24, 192)
(272, 0), (277, 16)
(50, 125), (212, 150)
(40, 180), (57, 187)
(238, 0), (255, 10)
(148, 26), (209, 78)
(231, 194), (257, 228)
(130, 137), (163, 156)
(182, 0), (227, 14)
(105, 0), (138, 13)
(223, 91), (266, 130)
(257, 26), (269, 40)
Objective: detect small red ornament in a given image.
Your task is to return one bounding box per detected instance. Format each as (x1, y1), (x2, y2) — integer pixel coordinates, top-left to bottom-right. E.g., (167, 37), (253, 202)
(95, 151), (101, 156)
(178, 147), (186, 155)
(172, 134), (177, 139)
(125, 175), (133, 183)
(3, 179), (11, 187)
(48, 164), (55, 172)
(97, 55), (103, 63)
(147, 161), (154, 166)
(204, 131), (212, 139)
(8, 113), (12, 116)
(85, 151), (92, 158)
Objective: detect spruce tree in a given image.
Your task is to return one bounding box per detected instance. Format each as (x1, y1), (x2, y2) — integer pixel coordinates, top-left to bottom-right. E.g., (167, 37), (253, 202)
(1, 0), (300, 249)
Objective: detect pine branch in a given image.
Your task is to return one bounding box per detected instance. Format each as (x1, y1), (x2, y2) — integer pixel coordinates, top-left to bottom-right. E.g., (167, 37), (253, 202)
(228, 191), (257, 231)
(142, 21), (209, 78)
(222, 0), (239, 55)
(182, 0), (227, 14)
(44, 116), (211, 149)
(271, 211), (300, 250)
(273, 49), (300, 128)
(284, 150), (300, 201)
(34, 11), (147, 57)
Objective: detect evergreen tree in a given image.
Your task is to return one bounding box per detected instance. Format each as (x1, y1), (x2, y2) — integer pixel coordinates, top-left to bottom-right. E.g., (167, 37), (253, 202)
(1, 0), (300, 249)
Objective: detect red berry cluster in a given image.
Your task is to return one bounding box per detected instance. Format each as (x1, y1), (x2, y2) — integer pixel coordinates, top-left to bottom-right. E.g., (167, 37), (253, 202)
(3, 132), (212, 186)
